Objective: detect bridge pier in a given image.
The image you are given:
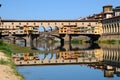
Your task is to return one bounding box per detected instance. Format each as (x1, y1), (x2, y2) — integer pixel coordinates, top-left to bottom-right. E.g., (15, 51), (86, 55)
(88, 34), (101, 43)
(60, 34), (72, 47)
(64, 34), (71, 42)
(60, 38), (64, 47)
(0, 32), (2, 39)
(11, 37), (16, 44)
(10, 33), (40, 48)
(24, 34), (39, 48)
(24, 35), (33, 48)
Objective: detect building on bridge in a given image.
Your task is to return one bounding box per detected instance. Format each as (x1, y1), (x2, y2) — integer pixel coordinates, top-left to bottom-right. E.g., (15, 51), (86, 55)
(0, 5), (120, 42)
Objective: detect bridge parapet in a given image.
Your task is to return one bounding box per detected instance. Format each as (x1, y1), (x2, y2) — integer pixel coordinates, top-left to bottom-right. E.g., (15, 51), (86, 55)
(14, 57), (98, 66)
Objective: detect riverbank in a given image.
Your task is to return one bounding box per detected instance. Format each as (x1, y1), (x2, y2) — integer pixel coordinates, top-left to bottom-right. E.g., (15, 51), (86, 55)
(0, 40), (24, 80)
(0, 52), (23, 80)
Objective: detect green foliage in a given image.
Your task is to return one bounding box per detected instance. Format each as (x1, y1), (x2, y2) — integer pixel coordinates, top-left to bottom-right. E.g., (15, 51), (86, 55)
(0, 40), (24, 80)
(51, 40), (59, 44)
(9, 44), (40, 53)
(0, 40), (11, 57)
(97, 39), (117, 44)
(29, 53), (33, 56)
(0, 40), (4, 45)
(118, 40), (120, 44)
(0, 59), (9, 65)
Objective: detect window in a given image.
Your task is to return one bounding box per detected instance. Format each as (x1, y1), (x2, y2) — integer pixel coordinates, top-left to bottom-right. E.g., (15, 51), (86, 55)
(75, 23), (77, 25)
(11, 22), (14, 25)
(82, 23), (84, 25)
(48, 23), (50, 25)
(69, 23), (70, 25)
(41, 23), (43, 25)
(55, 23), (57, 25)
(20, 27), (23, 29)
(26, 23), (29, 25)
(61, 23), (63, 25)
(34, 22), (36, 25)
(19, 23), (21, 25)
(88, 23), (91, 26)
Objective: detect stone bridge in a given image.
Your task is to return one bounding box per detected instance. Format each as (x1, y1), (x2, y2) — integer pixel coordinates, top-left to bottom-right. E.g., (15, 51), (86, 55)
(0, 19), (102, 44)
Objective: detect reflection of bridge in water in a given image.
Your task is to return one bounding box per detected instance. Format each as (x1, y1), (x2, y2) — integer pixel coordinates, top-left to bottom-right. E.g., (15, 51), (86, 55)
(12, 49), (102, 66)
(12, 44), (120, 78)
(12, 44), (120, 67)
(12, 48), (102, 66)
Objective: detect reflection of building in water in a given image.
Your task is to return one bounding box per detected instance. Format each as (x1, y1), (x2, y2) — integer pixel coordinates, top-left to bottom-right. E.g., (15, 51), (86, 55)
(94, 49), (103, 61)
(59, 51), (79, 59)
(13, 53), (39, 61)
(104, 65), (115, 78)
(104, 65), (120, 78)
(87, 62), (120, 78)
(101, 44), (120, 64)
(86, 44), (120, 78)
(12, 45), (120, 78)
(59, 49), (103, 61)
(115, 68), (120, 77)
(101, 44), (120, 78)
(13, 49), (103, 63)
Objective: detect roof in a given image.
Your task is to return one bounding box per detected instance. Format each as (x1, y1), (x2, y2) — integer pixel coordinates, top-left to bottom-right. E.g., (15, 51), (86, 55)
(103, 5), (113, 8)
(102, 15), (120, 21)
(115, 6), (120, 9)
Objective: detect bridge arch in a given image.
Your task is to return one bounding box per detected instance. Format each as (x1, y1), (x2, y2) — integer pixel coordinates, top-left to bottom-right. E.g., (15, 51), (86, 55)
(44, 26), (52, 32)
(45, 53), (54, 60)
(39, 26), (46, 32)
(39, 53), (47, 60)
(9, 37), (26, 46)
(14, 37), (26, 46)
(51, 26), (59, 31)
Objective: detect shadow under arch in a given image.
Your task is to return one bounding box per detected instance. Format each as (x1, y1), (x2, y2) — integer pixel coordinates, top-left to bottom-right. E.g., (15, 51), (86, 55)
(14, 37), (26, 46)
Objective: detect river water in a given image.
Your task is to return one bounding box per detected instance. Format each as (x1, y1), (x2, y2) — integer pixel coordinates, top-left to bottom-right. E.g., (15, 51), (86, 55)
(12, 39), (120, 80)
